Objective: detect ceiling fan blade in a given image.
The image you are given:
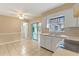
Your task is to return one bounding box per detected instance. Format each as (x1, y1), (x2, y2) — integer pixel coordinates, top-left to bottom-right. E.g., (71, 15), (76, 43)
(23, 13), (33, 17)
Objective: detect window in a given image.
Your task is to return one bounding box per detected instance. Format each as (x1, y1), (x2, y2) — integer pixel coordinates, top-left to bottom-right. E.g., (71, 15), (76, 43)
(48, 16), (65, 32)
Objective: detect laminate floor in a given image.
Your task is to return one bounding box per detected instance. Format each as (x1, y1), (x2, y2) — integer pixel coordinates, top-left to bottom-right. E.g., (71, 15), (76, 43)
(0, 39), (79, 56)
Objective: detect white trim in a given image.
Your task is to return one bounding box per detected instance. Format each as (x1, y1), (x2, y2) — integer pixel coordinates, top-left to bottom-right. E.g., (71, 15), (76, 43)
(0, 32), (21, 45)
(0, 40), (20, 45)
(0, 32), (21, 35)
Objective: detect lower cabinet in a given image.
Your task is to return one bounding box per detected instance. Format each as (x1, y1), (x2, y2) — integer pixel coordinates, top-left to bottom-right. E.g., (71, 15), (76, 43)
(40, 35), (46, 48)
(40, 34), (62, 52)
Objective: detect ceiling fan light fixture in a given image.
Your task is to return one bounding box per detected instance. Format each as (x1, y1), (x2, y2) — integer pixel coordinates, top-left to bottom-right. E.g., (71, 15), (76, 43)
(19, 16), (24, 19)
(18, 14), (24, 20)
(17, 13), (32, 20)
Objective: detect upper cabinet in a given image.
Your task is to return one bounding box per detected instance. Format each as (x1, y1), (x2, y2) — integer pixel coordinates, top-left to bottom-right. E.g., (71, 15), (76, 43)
(74, 4), (79, 17)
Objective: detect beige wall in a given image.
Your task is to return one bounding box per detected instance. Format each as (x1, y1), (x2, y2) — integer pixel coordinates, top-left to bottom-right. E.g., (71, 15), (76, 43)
(42, 3), (75, 16)
(0, 15), (21, 33)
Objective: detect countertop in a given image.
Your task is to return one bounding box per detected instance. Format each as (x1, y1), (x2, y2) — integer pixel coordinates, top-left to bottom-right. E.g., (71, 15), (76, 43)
(40, 32), (79, 41)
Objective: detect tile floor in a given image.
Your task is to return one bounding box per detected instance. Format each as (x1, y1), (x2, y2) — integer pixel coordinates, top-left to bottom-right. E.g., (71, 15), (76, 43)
(0, 39), (79, 56)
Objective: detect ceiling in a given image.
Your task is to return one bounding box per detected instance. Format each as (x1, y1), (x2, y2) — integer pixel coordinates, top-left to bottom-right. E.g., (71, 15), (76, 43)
(0, 3), (64, 19)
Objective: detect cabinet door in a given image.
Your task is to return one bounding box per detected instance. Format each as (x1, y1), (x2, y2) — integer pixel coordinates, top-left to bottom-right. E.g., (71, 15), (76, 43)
(40, 35), (52, 50)
(51, 37), (62, 51)
(45, 36), (52, 50)
(40, 35), (45, 47)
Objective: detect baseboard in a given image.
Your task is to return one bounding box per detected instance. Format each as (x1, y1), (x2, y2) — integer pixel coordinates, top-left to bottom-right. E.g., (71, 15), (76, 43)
(0, 32), (21, 35)
(0, 40), (20, 45)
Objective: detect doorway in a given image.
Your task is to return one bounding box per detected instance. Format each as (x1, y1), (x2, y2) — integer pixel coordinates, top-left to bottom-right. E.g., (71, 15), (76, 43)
(21, 22), (28, 39)
(32, 23), (38, 40)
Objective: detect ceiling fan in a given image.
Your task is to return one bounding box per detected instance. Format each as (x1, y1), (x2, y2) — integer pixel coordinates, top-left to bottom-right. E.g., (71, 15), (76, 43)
(7, 9), (33, 20)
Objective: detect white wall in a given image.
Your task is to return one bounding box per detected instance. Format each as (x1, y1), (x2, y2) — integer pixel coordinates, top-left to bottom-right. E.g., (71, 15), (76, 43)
(42, 8), (77, 29)
(41, 16), (47, 29)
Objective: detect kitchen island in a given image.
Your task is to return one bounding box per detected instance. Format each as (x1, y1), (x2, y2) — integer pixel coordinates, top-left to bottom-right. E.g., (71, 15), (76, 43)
(40, 32), (65, 52)
(40, 31), (79, 52)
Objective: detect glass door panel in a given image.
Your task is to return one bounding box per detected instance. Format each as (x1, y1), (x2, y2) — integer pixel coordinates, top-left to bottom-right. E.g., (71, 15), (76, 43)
(32, 23), (38, 40)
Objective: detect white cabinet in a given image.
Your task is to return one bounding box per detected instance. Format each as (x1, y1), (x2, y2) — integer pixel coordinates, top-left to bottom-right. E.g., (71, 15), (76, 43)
(51, 37), (62, 51)
(40, 35), (45, 48)
(44, 36), (52, 50)
(40, 34), (62, 52)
